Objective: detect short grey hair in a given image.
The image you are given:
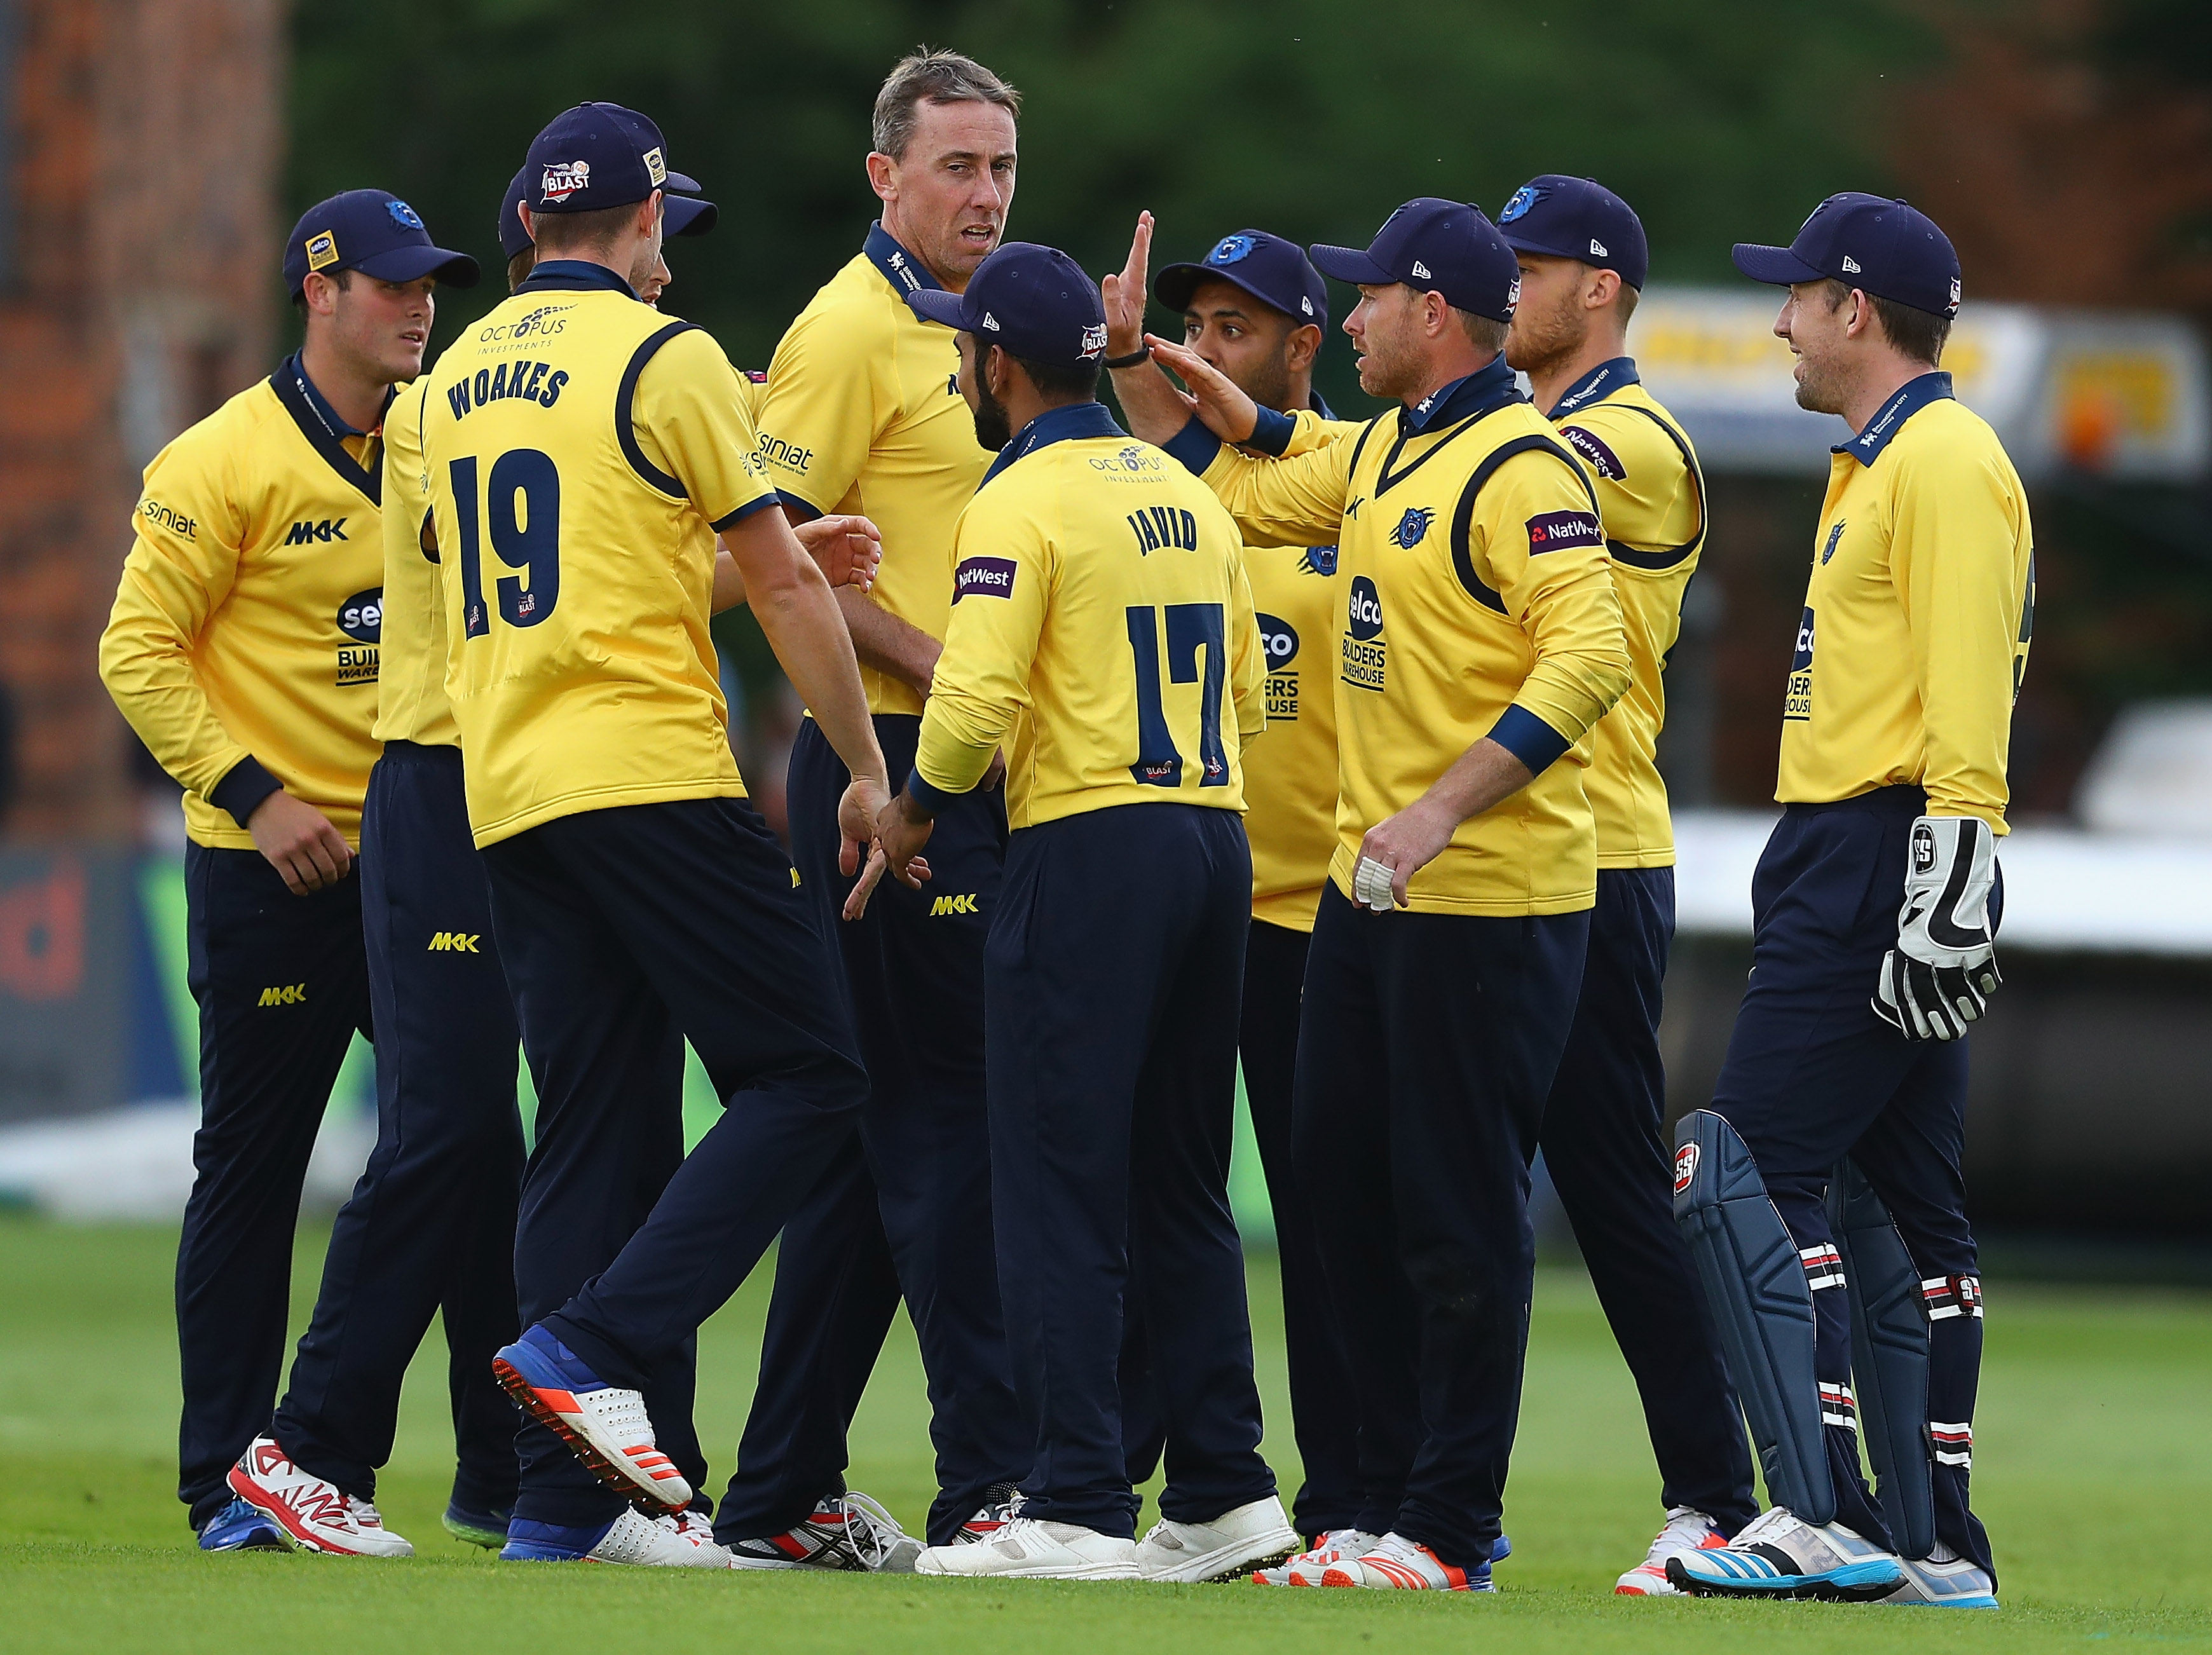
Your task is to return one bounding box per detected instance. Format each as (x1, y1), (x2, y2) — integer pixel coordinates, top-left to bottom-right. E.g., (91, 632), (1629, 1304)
(871, 47), (1021, 161)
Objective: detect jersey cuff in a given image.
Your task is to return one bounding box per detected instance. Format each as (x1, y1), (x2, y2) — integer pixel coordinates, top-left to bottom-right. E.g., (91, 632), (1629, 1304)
(1245, 406), (1296, 458)
(710, 493), (782, 533)
(906, 765), (967, 815)
(1487, 705), (1573, 775)
(210, 756), (283, 827)
(1163, 416), (1224, 476)
(775, 490), (824, 525)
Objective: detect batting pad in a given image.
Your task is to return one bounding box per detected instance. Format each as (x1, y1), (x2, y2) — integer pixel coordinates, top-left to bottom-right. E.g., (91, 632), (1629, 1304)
(1672, 1108), (1836, 1525)
(1827, 1160), (1936, 1559)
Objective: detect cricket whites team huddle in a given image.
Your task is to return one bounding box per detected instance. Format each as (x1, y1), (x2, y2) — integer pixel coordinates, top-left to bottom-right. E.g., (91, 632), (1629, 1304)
(97, 46), (2031, 1605)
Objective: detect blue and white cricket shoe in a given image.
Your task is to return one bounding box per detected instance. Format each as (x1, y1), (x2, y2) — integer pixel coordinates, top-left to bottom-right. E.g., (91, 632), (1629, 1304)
(1885, 1553), (1999, 1609)
(500, 1508), (730, 1566)
(492, 1326), (691, 1510)
(198, 1494), (285, 1552)
(1665, 1506), (1904, 1602)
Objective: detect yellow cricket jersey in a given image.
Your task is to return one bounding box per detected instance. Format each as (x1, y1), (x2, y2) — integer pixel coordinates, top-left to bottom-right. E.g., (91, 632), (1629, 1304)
(914, 404), (1264, 829)
(1779, 372), (2033, 831)
(372, 378), (458, 748)
(1184, 355), (1630, 916)
(420, 262), (778, 847)
(757, 226), (991, 716)
(1546, 358), (1704, 869)
(100, 357), (388, 848)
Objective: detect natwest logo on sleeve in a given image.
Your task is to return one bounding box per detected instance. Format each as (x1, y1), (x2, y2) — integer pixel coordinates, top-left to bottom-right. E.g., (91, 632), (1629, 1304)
(952, 555), (1018, 602)
(1526, 509), (1602, 553)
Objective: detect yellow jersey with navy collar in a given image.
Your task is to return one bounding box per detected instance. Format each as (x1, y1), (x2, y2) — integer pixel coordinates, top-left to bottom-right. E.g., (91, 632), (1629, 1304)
(756, 224), (991, 717)
(420, 260), (779, 847)
(914, 403), (1264, 829)
(1545, 357), (1704, 869)
(1780, 371), (2032, 831)
(1178, 355), (1631, 916)
(100, 355), (388, 849)
(372, 377), (457, 748)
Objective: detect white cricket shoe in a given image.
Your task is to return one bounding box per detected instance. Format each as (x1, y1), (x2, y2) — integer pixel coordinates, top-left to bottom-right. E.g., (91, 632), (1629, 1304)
(591, 1508), (730, 1567)
(1885, 1552), (1999, 1609)
(914, 1516), (1138, 1580)
(1616, 1506), (1732, 1595)
(1320, 1530), (1496, 1591)
(1133, 1494), (1301, 1583)
(226, 1436), (413, 1557)
(724, 1489), (921, 1572)
(1666, 1505), (1904, 1601)
(491, 1329), (690, 1509)
(1253, 1528), (1381, 1586)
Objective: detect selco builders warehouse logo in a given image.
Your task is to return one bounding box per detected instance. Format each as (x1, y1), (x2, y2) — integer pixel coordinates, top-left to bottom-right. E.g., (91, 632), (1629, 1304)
(336, 587), (382, 686)
(1260, 611), (1301, 721)
(1784, 606), (1815, 722)
(1341, 575), (1386, 693)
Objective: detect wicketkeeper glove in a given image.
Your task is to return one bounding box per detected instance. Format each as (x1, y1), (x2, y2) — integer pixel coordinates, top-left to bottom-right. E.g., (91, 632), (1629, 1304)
(1872, 814), (2002, 1042)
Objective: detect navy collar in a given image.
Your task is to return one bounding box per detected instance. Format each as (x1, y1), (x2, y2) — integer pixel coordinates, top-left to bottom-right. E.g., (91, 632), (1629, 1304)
(865, 222), (943, 297)
(1401, 353), (1523, 436)
(1836, 371), (1954, 466)
(1311, 388), (1335, 420)
(515, 259), (638, 298)
(282, 351), (388, 439)
(271, 353), (382, 503)
(1547, 356), (1639, 419)
(980, 400), (1126, 489)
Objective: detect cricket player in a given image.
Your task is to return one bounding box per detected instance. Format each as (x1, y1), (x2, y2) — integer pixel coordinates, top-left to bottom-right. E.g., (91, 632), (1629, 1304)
(99, 191), (477, 1551)
(1495, 175), (1761, 1591)
(857, 241), (1295, 1583)
(1670, 195), (2026, 1610)
(1132, 199), (1632, 1591)
(1100, 220), (1365, 1562)
(722, 47), (1027, 1564)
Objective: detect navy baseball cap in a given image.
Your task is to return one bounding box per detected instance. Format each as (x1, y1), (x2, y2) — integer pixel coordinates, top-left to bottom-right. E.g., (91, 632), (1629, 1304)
(1310, 198), (1520, 322)
(522, 102), (699, 217)
(499, 163), (715, 261)
(905, 242), (1109, 371)
(283, 189), (478, 298)
(1733, 193), (1961, 318)
(1497, 175), (1649, 290)
(1155, 229), (1329, 332)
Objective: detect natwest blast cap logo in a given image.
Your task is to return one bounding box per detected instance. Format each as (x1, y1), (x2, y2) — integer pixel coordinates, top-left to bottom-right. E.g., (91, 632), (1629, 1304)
(541, 160), (591, 203)
(1346, 575), (1384, 641)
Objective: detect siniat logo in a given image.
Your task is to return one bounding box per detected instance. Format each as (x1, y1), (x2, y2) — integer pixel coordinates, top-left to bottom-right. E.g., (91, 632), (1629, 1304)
(1346, 575), (1384, 641)
(1257, 612), (1298, 669)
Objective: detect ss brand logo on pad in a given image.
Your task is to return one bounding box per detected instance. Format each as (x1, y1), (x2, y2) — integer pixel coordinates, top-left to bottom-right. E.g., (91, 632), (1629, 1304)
(1673, 1142), (1699, 1196)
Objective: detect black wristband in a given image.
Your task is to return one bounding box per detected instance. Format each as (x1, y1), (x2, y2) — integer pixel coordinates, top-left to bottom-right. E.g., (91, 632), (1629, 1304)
(1102, 346), (1152, 370)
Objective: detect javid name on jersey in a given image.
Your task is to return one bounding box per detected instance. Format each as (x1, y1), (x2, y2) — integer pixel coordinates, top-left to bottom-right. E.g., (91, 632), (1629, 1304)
(443, 359), (570, 421)
(1125, 505), (1200, 555)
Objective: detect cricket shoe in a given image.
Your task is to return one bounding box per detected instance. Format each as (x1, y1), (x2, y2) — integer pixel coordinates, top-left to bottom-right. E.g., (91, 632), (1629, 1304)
(491, 1326), (690, 1510)
(724, 1490), (921, 1572)
(196, 1494), (285, 1552)
(1616, 1506), (1732, 1595)
(1320, 1531), (1495, 1591)
(915, 1516), (1139, 1580)
(1253, 1528), (1379, 1586)
(955, 1482), (1024, 1543)
(501, 1507), (730, 1566)
(1665, 1505), (1904, 1602)
(226, 1436), (413, 1557)
(1133, 1494), (1301, 1583)
(442, 1501), (512, 1549)
(1884, 1553), (1999, 1609)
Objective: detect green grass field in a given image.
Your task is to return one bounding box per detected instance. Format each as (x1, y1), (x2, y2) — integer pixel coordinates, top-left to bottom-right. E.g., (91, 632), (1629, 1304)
(0, 1216), (2206, 1653)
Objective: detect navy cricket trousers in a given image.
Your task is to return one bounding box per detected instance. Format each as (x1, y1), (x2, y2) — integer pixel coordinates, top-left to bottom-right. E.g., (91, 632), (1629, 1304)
(1294, 886), (1589, 1571)
(721, 715), (1020, 1548)
(177, 843), (371, 1530)
(1711, 786), (1995, 1576)
(1541, 867), (1758, 1535)
(487, 797), (868, 1530)
(273, 742), (524, 1516)
(989, 803), (1275, 1537)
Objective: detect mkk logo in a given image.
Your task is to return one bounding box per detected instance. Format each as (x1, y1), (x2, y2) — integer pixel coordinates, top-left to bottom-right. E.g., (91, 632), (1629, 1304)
(336, 588), (383, 643)
(258, 983), (308, 1007)
(929, 893), (980, 916)
(286, 518), (349, 545)
(427, 931), (481, 953)
(1821, 521), (1846, 564)
(1346, 575), (1385, 641)
(1389, 507), (1434, 549)
(1257, 613), (1298, 669)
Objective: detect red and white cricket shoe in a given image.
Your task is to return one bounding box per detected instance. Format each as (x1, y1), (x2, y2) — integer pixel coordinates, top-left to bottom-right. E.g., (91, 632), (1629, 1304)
(1616, 1506), (1731, 1595)
(1320, 1531), (1495, 1591)
(491, 1327), (691, 1510)
(227, 1436), (413, 1557)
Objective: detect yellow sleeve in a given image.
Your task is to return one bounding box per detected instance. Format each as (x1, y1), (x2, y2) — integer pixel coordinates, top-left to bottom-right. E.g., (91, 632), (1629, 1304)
(1227, 548), (1266, 742)
(1279, 409), (1367, 458)
(914, 493), (1051, 802)
(631, 326), (779, 528)
(1890, 444), (2028, 828)
(1477, 451), (1631, 763)
(1190, 419), (1362, 547)
(98, 429), (263, 810)
(756, 303), (886, 514)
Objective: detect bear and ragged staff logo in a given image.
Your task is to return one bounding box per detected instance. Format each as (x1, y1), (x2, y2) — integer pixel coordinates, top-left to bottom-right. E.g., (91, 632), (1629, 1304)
(1389, 507), (1434, 549)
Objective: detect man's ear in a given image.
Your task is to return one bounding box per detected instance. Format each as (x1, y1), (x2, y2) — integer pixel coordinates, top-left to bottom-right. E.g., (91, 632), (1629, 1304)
(1285, 323), (1323, 374)
(865, 151), (897, 205)
(1587, 268), (1623, 313)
